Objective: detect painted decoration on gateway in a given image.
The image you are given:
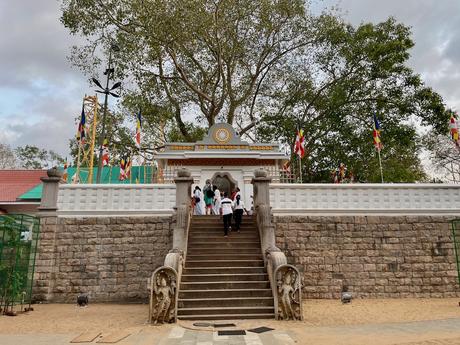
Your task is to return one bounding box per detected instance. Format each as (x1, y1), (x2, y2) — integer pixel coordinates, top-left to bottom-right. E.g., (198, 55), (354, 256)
(214, 127), (231, 143)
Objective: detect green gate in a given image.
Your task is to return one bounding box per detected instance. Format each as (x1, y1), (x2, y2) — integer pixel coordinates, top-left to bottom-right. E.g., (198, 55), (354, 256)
(0, 214), (40, 315)
(453, 219), (460, 286)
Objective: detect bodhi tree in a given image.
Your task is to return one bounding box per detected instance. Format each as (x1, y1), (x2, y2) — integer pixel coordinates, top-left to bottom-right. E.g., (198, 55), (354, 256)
(256, 16), (448, 182)
(61, 1), (449, 182)
(61, 0), (315, 140)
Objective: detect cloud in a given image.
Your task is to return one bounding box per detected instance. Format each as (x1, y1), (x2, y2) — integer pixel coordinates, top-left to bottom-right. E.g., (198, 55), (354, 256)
(0, 0), (89, 156)
(320, 0), (460, 111)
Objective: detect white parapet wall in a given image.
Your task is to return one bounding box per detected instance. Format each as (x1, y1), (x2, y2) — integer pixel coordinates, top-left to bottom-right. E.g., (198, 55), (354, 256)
(269, 183), (460, 215)
(57, 184), (176, 216)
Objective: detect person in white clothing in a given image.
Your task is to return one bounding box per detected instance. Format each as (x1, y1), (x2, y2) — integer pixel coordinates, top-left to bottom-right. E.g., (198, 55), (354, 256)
(233, 194), (248, 232)
(193, 186), (204, 215)
(212, 185), (221, 215)
(220, 192), (233, 237)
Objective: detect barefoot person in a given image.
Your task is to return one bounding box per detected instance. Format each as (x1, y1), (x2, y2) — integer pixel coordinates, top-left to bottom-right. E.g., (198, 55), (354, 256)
(221, 192), (233, 237)
(233, 194), (248, 232)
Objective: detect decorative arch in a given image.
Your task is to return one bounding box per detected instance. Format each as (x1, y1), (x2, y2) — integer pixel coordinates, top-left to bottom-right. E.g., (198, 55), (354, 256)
(211, 172), (238, 197)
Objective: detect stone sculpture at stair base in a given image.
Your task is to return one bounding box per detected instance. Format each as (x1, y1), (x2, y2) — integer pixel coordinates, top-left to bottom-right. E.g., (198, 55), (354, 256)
(253, 169), (303, 321)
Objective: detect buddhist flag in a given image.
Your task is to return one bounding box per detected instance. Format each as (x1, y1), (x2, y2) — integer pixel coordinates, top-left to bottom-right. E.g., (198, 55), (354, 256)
(102, 138), (110, 166)
(62, 161), (68, 182)
(135, 110), (142, 148)
(76, 106), (86, 145)
(450, 114), (459, 146)
(373, 113), (382, 151)
(125, 157), (132, 179)
(294, 129), (306, 158)
(119, 158), (127, 180)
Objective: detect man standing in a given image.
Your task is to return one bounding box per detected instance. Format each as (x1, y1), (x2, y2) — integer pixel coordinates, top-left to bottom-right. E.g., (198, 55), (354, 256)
(221, 192), (233, 237)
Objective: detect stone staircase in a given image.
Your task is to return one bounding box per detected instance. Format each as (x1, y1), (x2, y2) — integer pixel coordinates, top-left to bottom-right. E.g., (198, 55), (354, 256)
(177, 215), (275, 320)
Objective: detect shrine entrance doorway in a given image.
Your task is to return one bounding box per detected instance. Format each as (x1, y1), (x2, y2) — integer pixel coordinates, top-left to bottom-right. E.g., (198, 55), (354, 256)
(212, 172), (237, 197)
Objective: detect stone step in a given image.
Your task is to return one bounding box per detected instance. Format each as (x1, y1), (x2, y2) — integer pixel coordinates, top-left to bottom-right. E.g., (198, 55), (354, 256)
(187, 248), (261, 255)
(177, 313), (274, 320)
(183, 267), (266, 275)
(188, 235), (259, 242)
(178, 297), (274, 308)
(186, 259), (264, 268)
(192, 215), (254, 220)
(187, 254), (263, 261)
(188, 242), (260, 249)
(191, 223), (256, 227)
(180, 281), (270, 290)
(178, 288), (273, 299)
(181, 273), (268, 282)
(188, 238), (260, 243)
(177, 306), (274, 316)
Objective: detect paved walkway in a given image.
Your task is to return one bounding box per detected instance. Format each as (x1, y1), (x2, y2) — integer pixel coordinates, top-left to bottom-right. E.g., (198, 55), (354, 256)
(1, 318), (460, 345)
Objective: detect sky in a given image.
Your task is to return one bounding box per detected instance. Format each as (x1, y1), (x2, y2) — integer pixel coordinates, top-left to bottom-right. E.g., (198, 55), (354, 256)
(1, 0), (460, 159)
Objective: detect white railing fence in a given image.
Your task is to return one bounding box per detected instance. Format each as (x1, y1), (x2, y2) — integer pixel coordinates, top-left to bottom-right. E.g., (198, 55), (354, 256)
(269, 183), (460, 215)
(57, 184), (176, 216)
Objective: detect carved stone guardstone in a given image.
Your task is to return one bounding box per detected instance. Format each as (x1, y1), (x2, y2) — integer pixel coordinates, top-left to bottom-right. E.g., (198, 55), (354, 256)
(252, 169), (303, 321)
(274, 264), (303, 320)
(148, 266), (178, 324)
(148, 169), (192, 324)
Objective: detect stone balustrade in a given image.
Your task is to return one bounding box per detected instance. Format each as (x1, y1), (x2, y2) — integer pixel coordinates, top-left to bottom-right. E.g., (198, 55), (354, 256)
(269, 183), (460, 215)
(57, 184), (176, 216)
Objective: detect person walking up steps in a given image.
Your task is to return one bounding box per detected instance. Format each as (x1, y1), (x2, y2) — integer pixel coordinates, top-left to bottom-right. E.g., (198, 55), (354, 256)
(203, 179), (214, 215)
(193, 186), (204, 215)
(233, 194), (248, 232)
(212, 185), (221, 215)
(221, 192), (233, 237)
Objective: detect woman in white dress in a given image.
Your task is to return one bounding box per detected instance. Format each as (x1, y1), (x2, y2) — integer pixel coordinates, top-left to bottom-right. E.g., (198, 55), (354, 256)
(212, 185), (221, 215)
(193, 186), (204, 215)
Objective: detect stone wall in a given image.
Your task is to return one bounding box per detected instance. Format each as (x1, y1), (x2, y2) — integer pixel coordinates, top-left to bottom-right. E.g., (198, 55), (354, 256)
(33, 215), (174, 302)
(274, 215), (460, 299)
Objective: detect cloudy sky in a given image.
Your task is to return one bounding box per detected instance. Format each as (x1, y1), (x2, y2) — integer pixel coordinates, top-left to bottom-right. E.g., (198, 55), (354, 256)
(1, 0), (459, 158)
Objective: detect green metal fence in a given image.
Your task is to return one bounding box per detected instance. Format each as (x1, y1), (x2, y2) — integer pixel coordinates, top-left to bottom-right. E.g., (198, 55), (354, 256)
(452, 219), (460, 287)
(0, 214), (40, 315)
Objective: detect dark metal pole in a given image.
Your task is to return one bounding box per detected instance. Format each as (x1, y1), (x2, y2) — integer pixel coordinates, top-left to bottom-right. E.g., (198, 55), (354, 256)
(95, 50), (113, 184)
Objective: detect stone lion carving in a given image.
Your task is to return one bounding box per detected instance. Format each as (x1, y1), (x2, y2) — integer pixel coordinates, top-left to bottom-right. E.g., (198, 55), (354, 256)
(149, 267), (177, 324)
(275, 265), (302, 320)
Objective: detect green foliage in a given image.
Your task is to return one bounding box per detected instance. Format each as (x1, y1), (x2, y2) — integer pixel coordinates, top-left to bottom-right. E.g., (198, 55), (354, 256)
(60, 1), (449, 182)
(15, 145), (65, 169)
(257, 16), (447, 182)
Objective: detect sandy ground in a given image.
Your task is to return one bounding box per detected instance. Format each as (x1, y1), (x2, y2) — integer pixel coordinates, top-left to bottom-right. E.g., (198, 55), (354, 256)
(1, 299), (460, 344)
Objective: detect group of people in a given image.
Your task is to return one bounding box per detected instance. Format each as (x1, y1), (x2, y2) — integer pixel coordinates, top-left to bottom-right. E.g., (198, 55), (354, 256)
(193, 180), (249, 237)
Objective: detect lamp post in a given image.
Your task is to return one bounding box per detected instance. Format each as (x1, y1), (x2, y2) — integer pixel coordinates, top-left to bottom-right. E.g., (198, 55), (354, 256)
(93, 44), (121, 184)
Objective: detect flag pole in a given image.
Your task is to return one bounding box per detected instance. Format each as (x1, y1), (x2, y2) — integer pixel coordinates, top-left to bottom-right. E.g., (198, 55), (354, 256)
(377, 149), (384, 183)
(298, 156), (302, 184)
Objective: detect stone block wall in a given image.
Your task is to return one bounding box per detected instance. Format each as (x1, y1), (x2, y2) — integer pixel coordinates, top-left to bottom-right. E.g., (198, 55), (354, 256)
(274, 215), (460, 299)
(33, 215), (174, 302)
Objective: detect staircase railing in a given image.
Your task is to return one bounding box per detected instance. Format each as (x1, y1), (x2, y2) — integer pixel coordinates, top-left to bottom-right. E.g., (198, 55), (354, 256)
(148, 169), (193, 324)
(253, 170), (303, 321)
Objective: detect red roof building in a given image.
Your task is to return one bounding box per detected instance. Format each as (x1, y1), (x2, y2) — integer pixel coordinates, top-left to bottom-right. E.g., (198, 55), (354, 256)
(0, 170), (46, 214)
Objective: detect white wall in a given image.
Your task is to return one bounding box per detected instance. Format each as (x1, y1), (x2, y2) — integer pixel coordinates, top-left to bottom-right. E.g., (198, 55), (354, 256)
(269, 183), (460, 215)
(57, 184), (176, 216)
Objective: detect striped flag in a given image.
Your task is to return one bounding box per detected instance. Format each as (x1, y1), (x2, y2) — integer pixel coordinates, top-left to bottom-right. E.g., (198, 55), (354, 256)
(135, 110), (142, 148)
(62, 161), (68, 182)
(119, 158), (127, 180)
(450, 114), (459, 146)
(373, 113), (383, 151)
(294, 129), (306, 158)
(125, 157), (132, 179)
(102, 138), (110, 166)
(76, 106), (86, 145)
